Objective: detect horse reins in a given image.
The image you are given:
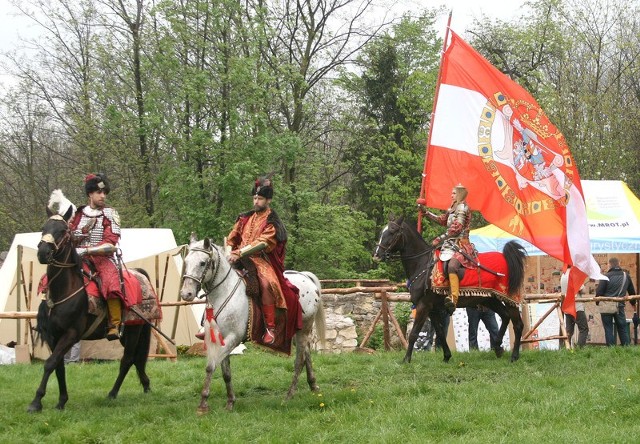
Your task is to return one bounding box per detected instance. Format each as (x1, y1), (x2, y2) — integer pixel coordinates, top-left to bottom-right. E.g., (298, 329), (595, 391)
(184, 244), (241, 320)
(39, 215), (87, 311)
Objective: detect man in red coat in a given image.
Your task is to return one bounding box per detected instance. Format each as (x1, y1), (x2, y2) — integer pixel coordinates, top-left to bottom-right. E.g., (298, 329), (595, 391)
(69, 173), (123, 340)
(226, 177), (302, 345)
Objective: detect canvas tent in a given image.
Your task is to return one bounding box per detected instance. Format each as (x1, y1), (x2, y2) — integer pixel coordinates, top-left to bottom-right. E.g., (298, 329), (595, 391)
(0, 228), (201, 358)
(470, 180), (640, 255)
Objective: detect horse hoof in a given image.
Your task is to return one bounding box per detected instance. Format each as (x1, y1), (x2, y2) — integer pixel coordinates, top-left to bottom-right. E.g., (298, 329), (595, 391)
(225, 402), (235, 411)
(27, 404), (42, 414)
(495, 347), (505, 358)
(196, 406), (209, 416)
(107, 392), (117, 400)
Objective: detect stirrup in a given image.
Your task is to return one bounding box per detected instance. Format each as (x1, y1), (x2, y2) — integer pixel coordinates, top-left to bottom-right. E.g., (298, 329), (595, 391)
(262, 328), (275, 345)
(444, 297), (456, 315)
(106, 327), (120, 341)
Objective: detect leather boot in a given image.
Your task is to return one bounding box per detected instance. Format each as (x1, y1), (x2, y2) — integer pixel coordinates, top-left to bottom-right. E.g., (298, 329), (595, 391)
(262, 304), (276, 344)
(106, 298), (122, 341)
(444, 273), (460, 315)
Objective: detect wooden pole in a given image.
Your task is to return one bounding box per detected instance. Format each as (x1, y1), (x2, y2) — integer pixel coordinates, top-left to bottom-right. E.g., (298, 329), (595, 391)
(381, 291), (390, 351)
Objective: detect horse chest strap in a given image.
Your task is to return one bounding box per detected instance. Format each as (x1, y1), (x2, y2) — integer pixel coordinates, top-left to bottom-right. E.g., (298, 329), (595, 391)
(46, 298), (55, 309)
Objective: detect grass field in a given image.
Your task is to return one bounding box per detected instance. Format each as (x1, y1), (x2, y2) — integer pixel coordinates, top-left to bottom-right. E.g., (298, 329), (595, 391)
(1, 344), (639, 443)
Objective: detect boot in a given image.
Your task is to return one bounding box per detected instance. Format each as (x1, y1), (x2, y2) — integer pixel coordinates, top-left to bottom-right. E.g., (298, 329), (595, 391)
(106, 298), (122, 341)
(444, 273), (460, 315)
(195, 329), (205, 341)
(262, 304), (276, 344)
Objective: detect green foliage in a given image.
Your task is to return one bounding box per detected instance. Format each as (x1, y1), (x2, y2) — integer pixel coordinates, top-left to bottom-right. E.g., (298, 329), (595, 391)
(393, 302), (412, 331)
(291, 204), (373, 278)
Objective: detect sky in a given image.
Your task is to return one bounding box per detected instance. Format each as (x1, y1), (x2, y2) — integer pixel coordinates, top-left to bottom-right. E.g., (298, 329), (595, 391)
(0, 0), (527, 88)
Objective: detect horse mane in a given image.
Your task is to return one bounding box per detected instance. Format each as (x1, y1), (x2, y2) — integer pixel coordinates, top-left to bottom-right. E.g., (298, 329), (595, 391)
(400, 217), (431, 249)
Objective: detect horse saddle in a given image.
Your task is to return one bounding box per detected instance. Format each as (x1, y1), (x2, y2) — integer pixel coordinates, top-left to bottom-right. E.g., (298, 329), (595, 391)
(236, 257), (260, 303)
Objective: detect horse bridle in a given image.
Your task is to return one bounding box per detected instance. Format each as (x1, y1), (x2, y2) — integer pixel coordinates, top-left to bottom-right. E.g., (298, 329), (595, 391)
(375, 221), (405, 261)
(183, 243), (232, 295)
(39, 215), (76, 268)
(38, 214), (86, 309)
(376, 221), (433, 261)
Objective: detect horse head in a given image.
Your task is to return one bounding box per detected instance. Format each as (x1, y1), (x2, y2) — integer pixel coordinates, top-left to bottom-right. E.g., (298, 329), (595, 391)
(373, 215), (406, 262)
(180, 236), (219, 301)
(37, 205), (75, 265)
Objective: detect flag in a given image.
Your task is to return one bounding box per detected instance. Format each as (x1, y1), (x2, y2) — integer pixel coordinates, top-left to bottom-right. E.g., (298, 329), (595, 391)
(419, 31), (605, 316)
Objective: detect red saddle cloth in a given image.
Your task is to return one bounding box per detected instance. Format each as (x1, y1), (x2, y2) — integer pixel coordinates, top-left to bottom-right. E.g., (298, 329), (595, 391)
(431, 250), (519, 304)
(248, 278), (302, 356)
(37, 267), (160, 326)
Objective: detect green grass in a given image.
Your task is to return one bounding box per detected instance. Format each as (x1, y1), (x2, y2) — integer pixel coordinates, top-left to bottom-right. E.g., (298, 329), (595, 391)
(2, 344), (640, 443)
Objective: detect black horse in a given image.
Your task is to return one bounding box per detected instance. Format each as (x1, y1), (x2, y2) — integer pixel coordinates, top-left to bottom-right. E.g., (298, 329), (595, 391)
(28, 206), (153, 413)
(373, 215), (527, 363)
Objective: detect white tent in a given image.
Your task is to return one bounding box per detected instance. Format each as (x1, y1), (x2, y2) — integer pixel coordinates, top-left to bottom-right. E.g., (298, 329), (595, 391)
(470, 180), (640, 254)
(0, 228), (201, 359)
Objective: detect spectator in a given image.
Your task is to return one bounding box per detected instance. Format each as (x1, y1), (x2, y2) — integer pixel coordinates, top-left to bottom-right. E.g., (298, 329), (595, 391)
(596, 257), (636, 346)
(561, 267), (589, 348)
(466, 306), (501, 351)
(64, 342), (81, 364)
(413, 306), (450, 351)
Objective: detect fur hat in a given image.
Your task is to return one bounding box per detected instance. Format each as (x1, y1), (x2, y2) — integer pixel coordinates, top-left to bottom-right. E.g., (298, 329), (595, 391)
(84, 173), (110, 196)
(251, 176), (273, 199)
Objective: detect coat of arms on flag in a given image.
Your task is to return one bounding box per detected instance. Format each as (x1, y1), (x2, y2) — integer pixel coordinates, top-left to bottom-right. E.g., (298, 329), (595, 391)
(418, 30), (606, 316)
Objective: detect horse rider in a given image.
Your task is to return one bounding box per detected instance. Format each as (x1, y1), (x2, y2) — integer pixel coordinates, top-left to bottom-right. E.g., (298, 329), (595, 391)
(225, 176), (301, 345)
(419, 183), (477, 315)
(69, 173), (123, 340)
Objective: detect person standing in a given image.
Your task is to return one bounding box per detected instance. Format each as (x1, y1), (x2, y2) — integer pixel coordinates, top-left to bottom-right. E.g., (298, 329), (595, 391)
(69, 173), (123, 341)
(466, 306), (501, 351)
(419, 184), (477, 315)
(596, 257), (635, 346)
(226, 176), (302, 345)
(561, 266), (589, 348)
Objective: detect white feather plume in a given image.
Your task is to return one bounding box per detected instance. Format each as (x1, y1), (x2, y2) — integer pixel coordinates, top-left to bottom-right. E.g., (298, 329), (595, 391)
(47, 189), (76, 218)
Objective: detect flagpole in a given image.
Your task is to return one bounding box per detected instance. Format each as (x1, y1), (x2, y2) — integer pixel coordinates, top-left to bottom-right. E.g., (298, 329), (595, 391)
(417, 11), (452, 232)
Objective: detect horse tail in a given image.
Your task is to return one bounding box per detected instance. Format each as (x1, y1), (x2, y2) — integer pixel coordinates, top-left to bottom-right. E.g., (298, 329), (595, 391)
(34, 300), (52, 346)
(503, 240), (527, 296)
(301, 271), (326, 348)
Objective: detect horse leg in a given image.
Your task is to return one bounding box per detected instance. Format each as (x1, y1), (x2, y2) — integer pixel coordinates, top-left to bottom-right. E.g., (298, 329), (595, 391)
(286, 330), (307, 400)
(479, 299), (509, 359)
(108, 326), (139, 399)
(197, 361), (215, 415)
(133, 324), (151, 393)
(404, 301), (429, 363)
(507, 305), (524, 362)
(220, 356), (235, 411)
(430, 308), (452, 363)
(304, 341), (319, 393)
(28, 334), (77, 413)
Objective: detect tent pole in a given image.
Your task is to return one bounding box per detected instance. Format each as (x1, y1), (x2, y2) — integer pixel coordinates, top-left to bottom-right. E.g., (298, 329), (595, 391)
(16, 246), (22, 344)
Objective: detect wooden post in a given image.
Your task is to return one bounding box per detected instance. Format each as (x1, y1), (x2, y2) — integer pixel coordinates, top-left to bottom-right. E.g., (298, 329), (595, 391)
(380, 291), (390, 350)
(16, 245), (22, 344)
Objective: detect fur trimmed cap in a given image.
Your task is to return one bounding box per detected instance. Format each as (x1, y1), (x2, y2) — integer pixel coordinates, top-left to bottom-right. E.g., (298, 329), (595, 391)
(251, 177), (273, 199)
(84, 173), (110, 195)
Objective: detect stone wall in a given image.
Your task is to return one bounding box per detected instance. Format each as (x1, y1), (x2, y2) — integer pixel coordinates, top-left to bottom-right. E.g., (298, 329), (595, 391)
(313, 292), (409, 353)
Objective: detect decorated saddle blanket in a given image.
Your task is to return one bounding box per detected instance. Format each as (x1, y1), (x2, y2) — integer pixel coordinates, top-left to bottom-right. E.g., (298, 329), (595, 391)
(38, 268), (162, 326)
(238, 257), (299, 356)
(431, 250), (520, 305)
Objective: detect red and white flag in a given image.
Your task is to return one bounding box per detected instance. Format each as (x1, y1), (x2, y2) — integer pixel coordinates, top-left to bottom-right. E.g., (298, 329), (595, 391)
(419, 31), (605, 316)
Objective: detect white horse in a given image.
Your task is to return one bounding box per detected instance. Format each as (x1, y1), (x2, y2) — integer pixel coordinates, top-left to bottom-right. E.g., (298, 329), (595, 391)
(179, 235), (326, 413)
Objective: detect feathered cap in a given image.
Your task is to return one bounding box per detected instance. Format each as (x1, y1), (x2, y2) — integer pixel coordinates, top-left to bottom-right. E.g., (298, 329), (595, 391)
(48, 189), (76, 219)
(84, 173), (110, 196)
(251, 176), (273, 199)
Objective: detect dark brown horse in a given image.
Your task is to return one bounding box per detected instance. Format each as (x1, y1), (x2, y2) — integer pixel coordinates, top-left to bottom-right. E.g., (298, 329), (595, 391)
(28, 206), (153, 413)
(373, 216), (527, 363)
